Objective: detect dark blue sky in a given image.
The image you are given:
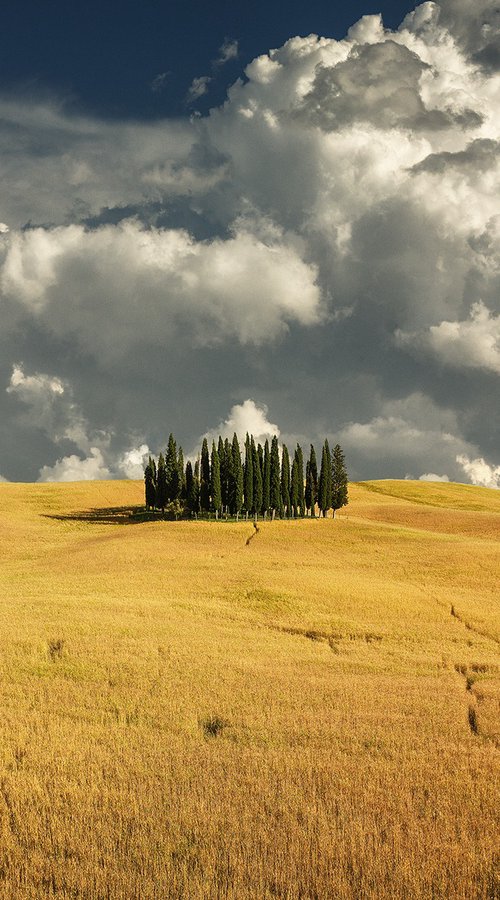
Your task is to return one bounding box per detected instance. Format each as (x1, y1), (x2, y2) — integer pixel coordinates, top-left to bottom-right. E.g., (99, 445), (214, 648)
(0, 0), (418, 118)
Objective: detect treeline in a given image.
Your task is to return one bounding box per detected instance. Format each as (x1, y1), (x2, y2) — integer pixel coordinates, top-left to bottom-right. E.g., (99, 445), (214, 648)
(144, 434), (348, 520)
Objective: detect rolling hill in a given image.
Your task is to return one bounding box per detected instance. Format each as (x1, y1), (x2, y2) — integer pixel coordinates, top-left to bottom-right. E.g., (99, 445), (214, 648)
(0, 479), (498, 898)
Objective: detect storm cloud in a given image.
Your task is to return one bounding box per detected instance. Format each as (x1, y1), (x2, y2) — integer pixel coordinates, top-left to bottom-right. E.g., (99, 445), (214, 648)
(0, 0), (499, 485)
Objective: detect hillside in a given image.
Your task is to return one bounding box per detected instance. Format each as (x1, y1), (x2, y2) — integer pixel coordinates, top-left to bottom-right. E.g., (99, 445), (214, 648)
(0, 479), (498, 898)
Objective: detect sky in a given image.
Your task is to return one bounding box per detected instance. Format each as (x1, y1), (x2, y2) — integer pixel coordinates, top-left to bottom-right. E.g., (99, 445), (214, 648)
(0, 0), (499, 486)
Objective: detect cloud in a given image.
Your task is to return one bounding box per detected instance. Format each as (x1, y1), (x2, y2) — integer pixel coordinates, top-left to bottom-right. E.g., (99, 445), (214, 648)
(150, 73), (168, 93)
(216, 39), (239, 66)
(456, 455), (500, 489)
(118, 444), (151, 479)
(0, 223), (9, 234)
(187, 76), (212, 102)
(1, 222), (321, 352)
(419, 472), (450, 482)
(0, 2), (499, 483)
(200, 399), (280, 449)
(397, 302), (500, 374)
(38, 447), (111, 483)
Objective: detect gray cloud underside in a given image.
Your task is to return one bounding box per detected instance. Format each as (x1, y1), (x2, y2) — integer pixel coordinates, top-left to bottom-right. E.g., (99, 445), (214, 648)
(0, 0), (499, 485)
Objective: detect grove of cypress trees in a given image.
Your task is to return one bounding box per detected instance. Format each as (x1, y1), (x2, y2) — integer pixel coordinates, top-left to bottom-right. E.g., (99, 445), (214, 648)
(262, 440), (270, 517)
(290, 456), (299, 518)
(270, 436), (281, 520)
(231, 433), (243, 518)
(281, 444), (291, 517)
(318, 440), (332, 517)
(331, 443), (349, 517)
(144, 457), (156, 510)
(251, 437), (262, 518)
(156, 452), (167, 513)
(211, 441), (222, 518)
(244, 433), (253, 517)
(200, 438), (210, 512)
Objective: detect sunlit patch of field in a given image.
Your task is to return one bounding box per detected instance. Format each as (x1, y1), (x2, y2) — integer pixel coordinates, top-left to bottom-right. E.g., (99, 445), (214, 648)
(0, 479), (498, 898)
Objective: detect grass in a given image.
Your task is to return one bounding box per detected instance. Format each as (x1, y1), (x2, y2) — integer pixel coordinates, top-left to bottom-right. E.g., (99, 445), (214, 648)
(0, 478), (498, 898)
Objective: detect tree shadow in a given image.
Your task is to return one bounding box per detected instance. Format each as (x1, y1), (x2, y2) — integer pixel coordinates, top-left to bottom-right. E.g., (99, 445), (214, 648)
(43, 505), (153, 526)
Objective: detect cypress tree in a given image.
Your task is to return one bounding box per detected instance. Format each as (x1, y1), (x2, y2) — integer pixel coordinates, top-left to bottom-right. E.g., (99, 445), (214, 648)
(218, 436), (227, 513)
(295, 443), (305, 517)
(165, 433), (179, 502)
(177, 446), (186, 501)
(290, 456), (299, 518)
(144, 457), (156, 510)
(243, 433), (253, 517)
(262, 440), (270, 516)
(225, 437), (234, 517)
(193, 459), (201, 516)
(305, 460), (312, 516)
(211, 441), (222, 518)
(307, 444), (318, 517)
(251, 437), (262, 517)
(331, 444), (349, 517)
(318, 440), (332, 517)
(231, 433), (243, 518)
(280, 444), (291, 517)
(200, 437), (210, 512)
(185, 460), (195, 513)
(270, 436), (281, 519)
(156, 452), (167, 513)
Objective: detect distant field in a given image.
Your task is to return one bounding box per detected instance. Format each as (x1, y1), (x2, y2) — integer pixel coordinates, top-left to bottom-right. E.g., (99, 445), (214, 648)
(0, 479), (498, 899)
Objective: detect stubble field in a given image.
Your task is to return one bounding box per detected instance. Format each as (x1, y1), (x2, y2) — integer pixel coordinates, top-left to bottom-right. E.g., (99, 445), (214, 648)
(0, 478), (498, 899)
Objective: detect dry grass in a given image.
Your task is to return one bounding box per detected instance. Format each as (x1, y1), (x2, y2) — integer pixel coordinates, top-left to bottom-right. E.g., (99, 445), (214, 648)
(0, 478), (498, 899)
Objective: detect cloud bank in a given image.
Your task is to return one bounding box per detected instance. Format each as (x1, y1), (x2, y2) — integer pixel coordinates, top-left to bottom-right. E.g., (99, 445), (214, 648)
(0, 1), (499, 485)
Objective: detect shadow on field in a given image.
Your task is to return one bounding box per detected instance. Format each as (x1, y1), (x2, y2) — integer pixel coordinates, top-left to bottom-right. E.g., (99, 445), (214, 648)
(44, 506), (150, 526)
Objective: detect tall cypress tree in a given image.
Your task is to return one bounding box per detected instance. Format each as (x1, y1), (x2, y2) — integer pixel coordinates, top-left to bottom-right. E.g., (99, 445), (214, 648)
(308, 444), (319, 517)
(243, 433), (253, 516)
(281, 444), (291, 517)
(218, 436), (227, 513)
(225, 437), (234, 517)
(295, 443), (305, 517)
(231, 433), (243, 518)
(270, 436), (281, 519)
(200, 437), (210, 512)
(211, 441), (222, 518)
(318, 440), (332, 517)
(177, 446), (186, 501)
(185, 460), (195, 513)
(144, 457), (156, 510)
(262, 439), (270, 517)
(165, 433), (179, 502)
(331, 444), (349, 517)
(305, 460), (312, 516)
(251, 437), (262, 517)
(290, 456), (299, 518)
(193, 458), (201, 515)
(156, 452), (167, 513)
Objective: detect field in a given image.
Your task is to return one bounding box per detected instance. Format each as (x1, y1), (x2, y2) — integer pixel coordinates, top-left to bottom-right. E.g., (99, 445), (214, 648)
(0, 479), (498, 899)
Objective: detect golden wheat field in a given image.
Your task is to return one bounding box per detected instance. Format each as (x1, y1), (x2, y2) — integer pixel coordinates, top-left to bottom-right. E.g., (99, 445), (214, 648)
(0, 479), (498, 899)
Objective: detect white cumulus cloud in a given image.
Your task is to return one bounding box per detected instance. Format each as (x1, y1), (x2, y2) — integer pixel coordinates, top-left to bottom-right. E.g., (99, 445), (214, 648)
(118, 444), (151, 479)
(201, 399), (280, 449)
(456, 455), (500, 489)
(38, 447), (111, 482)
